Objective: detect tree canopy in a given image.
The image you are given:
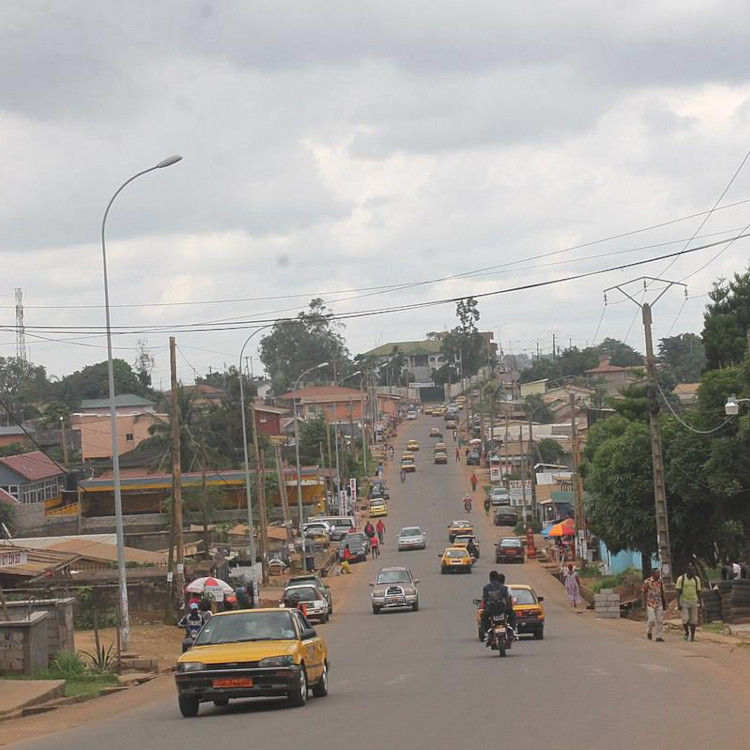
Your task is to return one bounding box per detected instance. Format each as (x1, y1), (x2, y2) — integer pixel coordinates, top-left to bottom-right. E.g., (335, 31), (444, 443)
(702, 269), (750, 369)
(50, 359), (151, 407)
(259, 298), (350, 393)
(658, 333), (706, 383)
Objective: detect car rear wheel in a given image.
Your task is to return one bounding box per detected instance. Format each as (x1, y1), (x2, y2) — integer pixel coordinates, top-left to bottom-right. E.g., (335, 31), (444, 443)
(178, 695), (200, 717)
(534, 630), (544, 640)
(312, 662), (329, 698)
(288, 666), (308, 707)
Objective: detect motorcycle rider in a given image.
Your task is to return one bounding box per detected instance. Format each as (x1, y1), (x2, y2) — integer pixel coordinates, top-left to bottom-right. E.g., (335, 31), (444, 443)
(463, 494), (472, 513)
(466, 537), (479, 560)
(480, 571), (516, 644)
(178, 602), (205, 652)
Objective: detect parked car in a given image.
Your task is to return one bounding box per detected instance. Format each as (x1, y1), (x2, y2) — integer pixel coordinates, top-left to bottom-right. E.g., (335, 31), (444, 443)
(369, 480), (390, 500)
(466, 451), (481, 466)
(495, 537), (525, 564)
(493, 507), (519, 526)
(301, 522), (332, 547)
(175, 608), (329, 716)
(370, 566), (420, 613)
(287, 573), (334, 614)
(489, 486), (512, 506)
(339, 535), (369, 562)
(309, 516), (355, 541)
(397, 526), (427, 551)
(281, 584), (330, 623)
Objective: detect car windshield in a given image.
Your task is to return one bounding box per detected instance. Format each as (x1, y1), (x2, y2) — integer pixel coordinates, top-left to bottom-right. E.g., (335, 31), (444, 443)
(454, 536), (474, 544)
(445, 549), (469, 558)
(510, 589), (537, 605)
(290, 576), (319, 586)
(195, 611), (296, 645)
(500, 539), (522, 548)
(400, 528), (422, 537)
(377, 570), (412, 584)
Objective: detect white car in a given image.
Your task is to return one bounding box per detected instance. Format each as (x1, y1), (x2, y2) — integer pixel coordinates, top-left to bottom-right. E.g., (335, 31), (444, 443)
(406, 411), (417, 420)
(281, 584), (330, 623)
(489, 487), (512, 507)
(397, 526), (427, 551)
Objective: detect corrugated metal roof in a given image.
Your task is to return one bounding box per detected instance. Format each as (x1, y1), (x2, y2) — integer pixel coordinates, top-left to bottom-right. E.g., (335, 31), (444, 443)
(0, 451), (64, 482)
(79, 394), (155, 409)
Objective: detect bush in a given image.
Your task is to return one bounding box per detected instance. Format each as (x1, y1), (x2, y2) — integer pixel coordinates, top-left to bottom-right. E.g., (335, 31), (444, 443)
(50, 650), (88, 680)
(513, 519), (542, 535)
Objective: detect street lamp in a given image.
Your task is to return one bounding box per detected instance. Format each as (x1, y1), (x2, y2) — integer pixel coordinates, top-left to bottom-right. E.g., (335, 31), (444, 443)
(238, 324), (273, 574)
(101, 155), (182, 650)
(334, 371), (362, 512)
(292, 362), (329, 529)
(725, 395), (749, 416)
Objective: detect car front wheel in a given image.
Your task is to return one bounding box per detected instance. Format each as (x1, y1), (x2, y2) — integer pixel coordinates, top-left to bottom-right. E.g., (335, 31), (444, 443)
(178, 695), (200, 718)
(288, 666), (308, 707)
(312, 662), (329, 697)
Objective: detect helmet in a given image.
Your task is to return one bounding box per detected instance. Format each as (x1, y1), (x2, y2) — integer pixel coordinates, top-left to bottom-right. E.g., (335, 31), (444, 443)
(189, 602), (199, 610)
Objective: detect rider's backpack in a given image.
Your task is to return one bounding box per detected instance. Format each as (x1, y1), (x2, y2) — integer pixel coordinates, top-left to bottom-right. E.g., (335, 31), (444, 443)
(485, 587), (507, 616)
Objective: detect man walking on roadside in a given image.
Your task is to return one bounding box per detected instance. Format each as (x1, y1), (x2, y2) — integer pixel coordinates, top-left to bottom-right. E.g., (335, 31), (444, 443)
(455, 447), (461, 462)
(676, 564), (702, 642)
(376, 519), (386, 544)
(470, 473), (478, 493)
(642, 568), (667, 642)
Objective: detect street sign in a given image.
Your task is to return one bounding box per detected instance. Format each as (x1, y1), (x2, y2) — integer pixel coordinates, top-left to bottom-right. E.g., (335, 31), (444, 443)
(349, 477), (357, 504)
(489, 466), (501, 482)
(508, 480), (532, 506)
(0, 550), (27, 567)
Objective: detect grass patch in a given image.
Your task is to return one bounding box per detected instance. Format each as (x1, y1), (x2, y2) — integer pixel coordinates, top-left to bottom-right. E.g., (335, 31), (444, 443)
(63, 674), (119, 698)
(701, 622), (726, 634)
(587, 567), (642, 593)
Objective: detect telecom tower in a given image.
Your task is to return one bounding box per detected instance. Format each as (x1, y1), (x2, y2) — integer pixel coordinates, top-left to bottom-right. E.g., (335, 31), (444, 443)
(15, 288), (28, 365)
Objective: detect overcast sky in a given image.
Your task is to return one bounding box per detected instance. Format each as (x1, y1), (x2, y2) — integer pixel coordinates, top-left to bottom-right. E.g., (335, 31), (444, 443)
(2, 1), (750, 385)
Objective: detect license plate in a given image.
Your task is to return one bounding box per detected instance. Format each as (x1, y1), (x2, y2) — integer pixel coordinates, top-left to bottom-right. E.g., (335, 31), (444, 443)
(386, 598), (403, 606)
(213, 677), (253, 688)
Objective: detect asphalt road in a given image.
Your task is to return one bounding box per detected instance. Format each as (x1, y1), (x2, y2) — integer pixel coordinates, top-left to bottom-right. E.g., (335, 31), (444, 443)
(12, 415), (750, 749)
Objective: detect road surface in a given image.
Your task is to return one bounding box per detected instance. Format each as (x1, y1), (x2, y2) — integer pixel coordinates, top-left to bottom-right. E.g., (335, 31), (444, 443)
(10, 415), (750, 749)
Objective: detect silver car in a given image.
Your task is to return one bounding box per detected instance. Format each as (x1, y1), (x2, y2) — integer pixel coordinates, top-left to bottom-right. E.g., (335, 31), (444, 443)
(397, 526), (427, 551)
(370, 566), (420, 614)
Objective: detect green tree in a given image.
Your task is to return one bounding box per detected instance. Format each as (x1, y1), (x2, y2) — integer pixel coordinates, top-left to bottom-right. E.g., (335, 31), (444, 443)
(441, 298), (485, 378)
(133, 339), (156, 389)
(51, 359), (150, 407)
(518, 358), (562, 384)
(597, 337), (643, 367)
(524, 394), (554, 424)
(36, 401), (72, 429)
(537, 438), (565, 465)
(297, 417), (332, 466)
(260, 298), (350, 393)
(702, 269), (750, 369)
(0, 357), (49, 422)
(658, 333), (706, 383)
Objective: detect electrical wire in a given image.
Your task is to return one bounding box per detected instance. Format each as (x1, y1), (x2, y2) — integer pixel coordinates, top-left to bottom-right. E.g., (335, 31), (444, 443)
(656, 380), (733, 434)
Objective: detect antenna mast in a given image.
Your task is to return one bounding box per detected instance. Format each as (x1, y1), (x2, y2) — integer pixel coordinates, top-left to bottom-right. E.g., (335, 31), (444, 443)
(14, 288), (28, 365)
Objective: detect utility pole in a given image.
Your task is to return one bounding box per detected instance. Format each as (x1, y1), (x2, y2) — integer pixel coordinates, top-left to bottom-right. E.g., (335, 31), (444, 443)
(169, 337), (185, 606)
(519, 423), (527, 516)
(569, 392), (587, 561)
(274, 444), (295, 549)
(250, 399), (269, 584)
(527, 414), (536, 522)
(604, 278), (686, 586)
(59, 416), (69, 465)
(551, 331), (557, 360)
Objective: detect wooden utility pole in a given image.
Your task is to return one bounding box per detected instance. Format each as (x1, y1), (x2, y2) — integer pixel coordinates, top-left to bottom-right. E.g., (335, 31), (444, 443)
(527, 414), (537, 521)
(169, 337), (185, 605)
(274, 444), (295, 547)
(250, 399), (269, 584)
(604, 279), (684, 586)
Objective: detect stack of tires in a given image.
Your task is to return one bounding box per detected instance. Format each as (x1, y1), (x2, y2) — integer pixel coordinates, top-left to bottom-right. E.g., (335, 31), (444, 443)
(729, 579), (750, 624)
(700, 589), (722, 623)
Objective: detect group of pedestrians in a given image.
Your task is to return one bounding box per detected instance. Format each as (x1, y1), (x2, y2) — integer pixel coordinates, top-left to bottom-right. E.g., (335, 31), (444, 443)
(364, 519), (386, 558)
(642, 565), (703, 642)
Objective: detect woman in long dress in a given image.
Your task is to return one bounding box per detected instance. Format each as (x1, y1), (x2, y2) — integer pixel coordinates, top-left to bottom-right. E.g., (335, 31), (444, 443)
(563, 563), (582, 607)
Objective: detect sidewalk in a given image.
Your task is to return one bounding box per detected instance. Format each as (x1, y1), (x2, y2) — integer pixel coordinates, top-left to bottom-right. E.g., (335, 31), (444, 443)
(0, 680), (65, 720)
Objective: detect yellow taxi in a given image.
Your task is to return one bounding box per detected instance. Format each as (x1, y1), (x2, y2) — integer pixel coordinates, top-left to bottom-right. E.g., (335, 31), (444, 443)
(369, 498), (388, 517)
(175, 608), (329, 716)
(401, 452), (417, 472)
(452, 534), (480, 558)
(432, 408), (445, 417)
(406, 439), (420, 451)
(447, 520), (474, 542)
(424, 407), (434, 415)
(439, 546), (474, 574)
(474, 584), (546, 640)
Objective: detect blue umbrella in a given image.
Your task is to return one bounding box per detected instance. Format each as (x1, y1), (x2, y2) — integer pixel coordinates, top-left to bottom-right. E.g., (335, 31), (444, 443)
(541, 524), (555, 539)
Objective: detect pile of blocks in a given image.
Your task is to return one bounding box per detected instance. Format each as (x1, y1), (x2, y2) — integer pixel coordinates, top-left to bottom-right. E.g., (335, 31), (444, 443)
(594, 588), (621, 618)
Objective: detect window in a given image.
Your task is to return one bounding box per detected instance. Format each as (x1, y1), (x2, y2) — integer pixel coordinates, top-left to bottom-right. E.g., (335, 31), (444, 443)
(125, 433), (134, 441)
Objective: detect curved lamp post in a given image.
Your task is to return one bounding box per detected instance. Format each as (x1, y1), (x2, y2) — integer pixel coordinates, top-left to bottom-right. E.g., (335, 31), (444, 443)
(101, 155), (182, 649)
(292, 362), (329, 529)
(238, 324), (274, 575)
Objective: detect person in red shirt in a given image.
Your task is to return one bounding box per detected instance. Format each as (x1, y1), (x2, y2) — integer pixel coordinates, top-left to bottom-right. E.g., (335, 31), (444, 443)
(376, 519), (386, 544)
(370, 534), (380, 558)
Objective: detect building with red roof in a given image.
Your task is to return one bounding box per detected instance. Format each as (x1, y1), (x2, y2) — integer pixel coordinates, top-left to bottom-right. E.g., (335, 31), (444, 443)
(0, 451), (65, 504)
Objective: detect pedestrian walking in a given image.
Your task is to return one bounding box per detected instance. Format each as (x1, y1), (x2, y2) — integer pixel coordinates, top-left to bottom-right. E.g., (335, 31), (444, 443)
(364, 521), (375, 539)
(376, 519), (386, 544)
(676, 564), (703, 642)
(563, 563), (582, 607)
(470, 473), (478, 493)
(642, 568), (667, 642)
(453, 429), (458, 441)
(370, 533), (380, 558)
(483, 496), (491, 516)
(455, 447), (461, 462)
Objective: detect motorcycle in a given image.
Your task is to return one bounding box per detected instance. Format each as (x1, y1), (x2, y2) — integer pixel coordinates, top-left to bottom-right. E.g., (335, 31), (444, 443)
(463, 498), (472, 513)
(473, 599), (514, 657)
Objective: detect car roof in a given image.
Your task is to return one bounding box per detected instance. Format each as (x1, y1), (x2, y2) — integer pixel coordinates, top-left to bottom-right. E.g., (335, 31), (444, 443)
(450, 520), (472, 526)
(378, 566), (411, 573)
(209, 607), (291, 618)
(399, 526), (423, 532)
(508, 584), (534, 591)
(444, 546), (469, 554)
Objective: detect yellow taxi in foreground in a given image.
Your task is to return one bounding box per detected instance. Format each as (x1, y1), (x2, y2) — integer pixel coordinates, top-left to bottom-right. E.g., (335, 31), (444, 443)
(474, 584), (546, 640)
(447, 520), (474, 542)
(175, 608), (328, 716)
(369, 498), (388, 517)
(439, 546), (474, 574)
(406, 439), (420, 451)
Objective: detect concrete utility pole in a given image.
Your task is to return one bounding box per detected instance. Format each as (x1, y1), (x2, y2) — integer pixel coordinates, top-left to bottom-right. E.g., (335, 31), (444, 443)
(274, 444), (295, 549)
(604, 278), (686, 586)
(169, 337), (185, 606)
(59, 416), (69, 465)
(250, 399), (269, 584)
(569, 391), (587, 560)
(527, 414), (537, 521)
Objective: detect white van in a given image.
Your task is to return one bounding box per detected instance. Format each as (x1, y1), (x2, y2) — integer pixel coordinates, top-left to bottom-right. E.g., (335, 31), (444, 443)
(310, 516), (356, 541)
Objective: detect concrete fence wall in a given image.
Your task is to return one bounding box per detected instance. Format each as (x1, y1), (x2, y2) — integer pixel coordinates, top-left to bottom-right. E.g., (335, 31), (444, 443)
(3, 598), (75, 658)
(0, 611), (49, 676)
